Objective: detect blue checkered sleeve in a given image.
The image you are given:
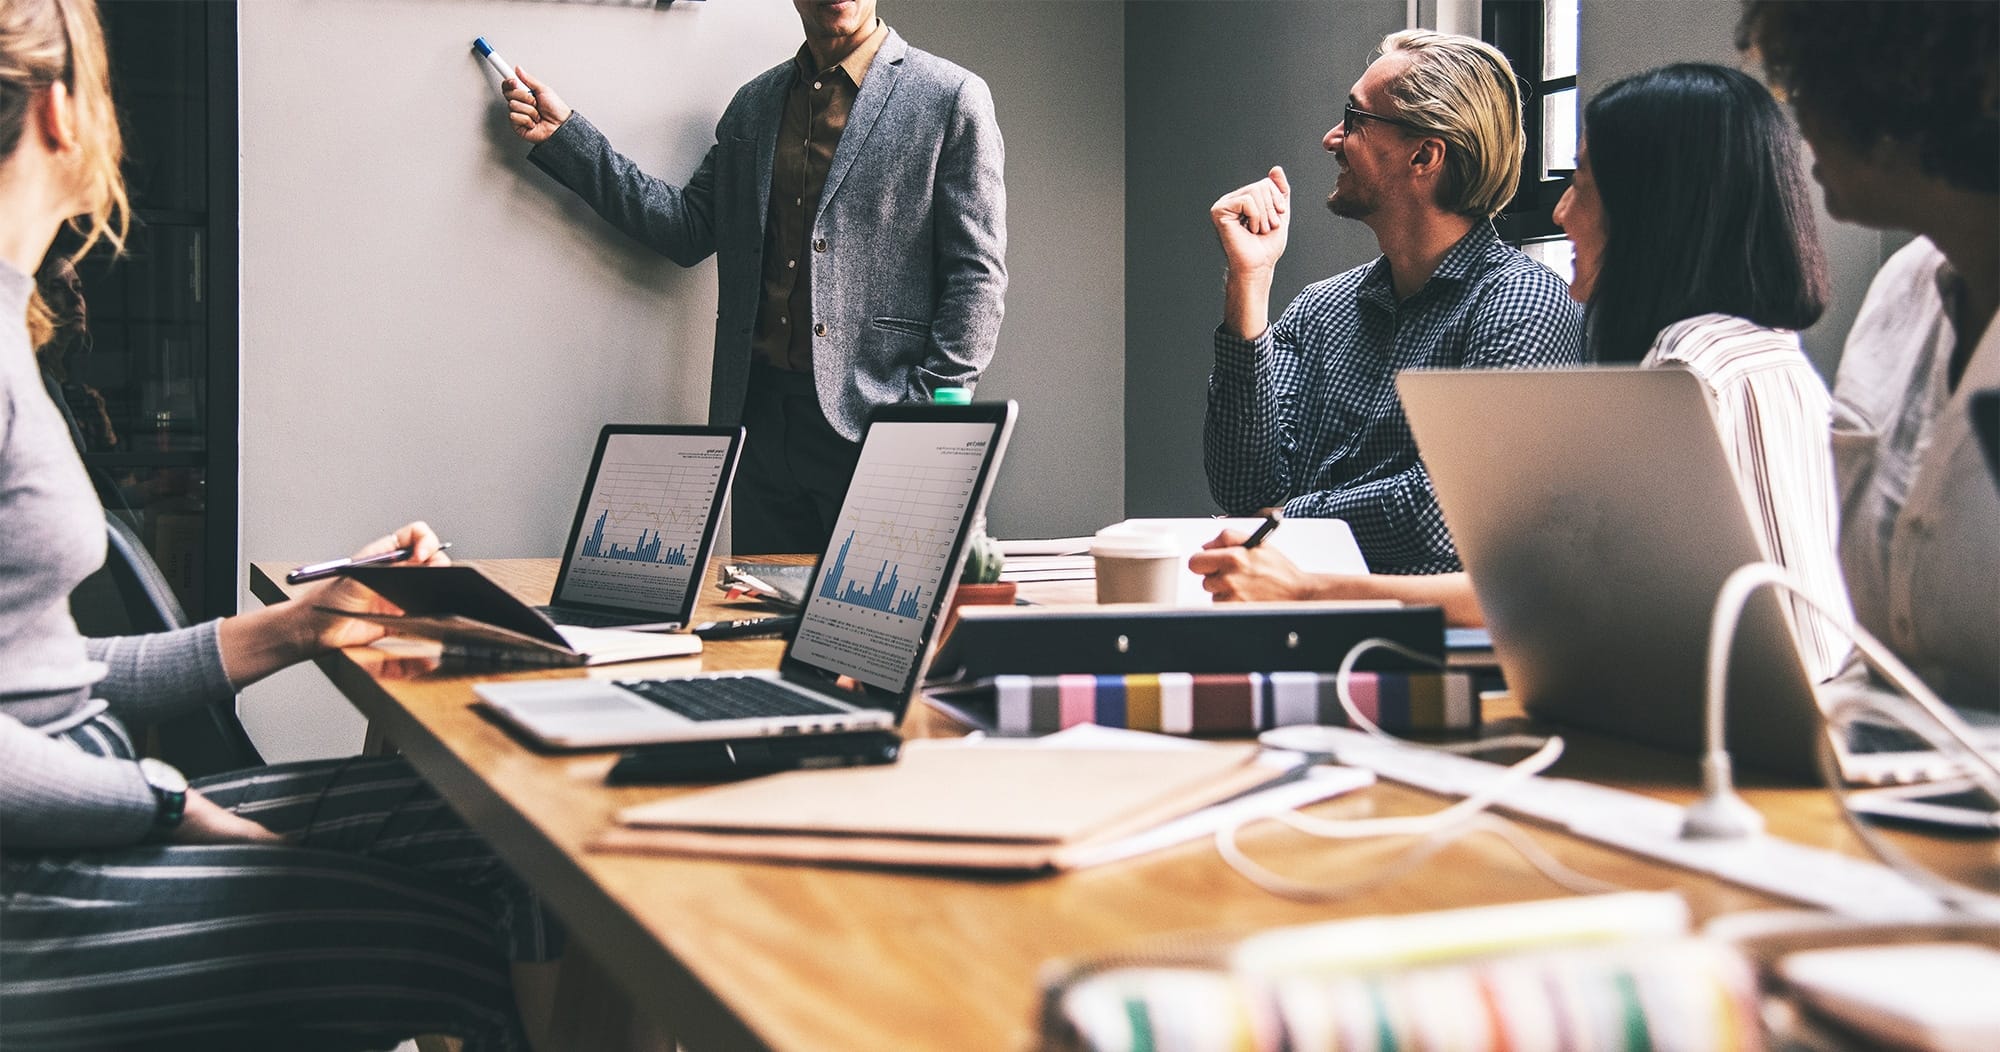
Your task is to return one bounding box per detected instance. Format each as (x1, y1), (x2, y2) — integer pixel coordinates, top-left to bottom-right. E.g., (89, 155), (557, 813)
(1203, 308), (1311, 516)
(1203, 225), (1584, 574)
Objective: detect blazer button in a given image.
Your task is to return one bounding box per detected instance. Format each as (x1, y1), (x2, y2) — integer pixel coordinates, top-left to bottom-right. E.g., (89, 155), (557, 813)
(813, 323), (828, 337)
(813, 238), (827, 253)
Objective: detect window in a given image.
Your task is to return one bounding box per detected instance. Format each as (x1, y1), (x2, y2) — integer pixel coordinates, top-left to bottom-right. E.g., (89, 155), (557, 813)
(1484, 0), (1579, 246)
(1519, 237), (1575, 285)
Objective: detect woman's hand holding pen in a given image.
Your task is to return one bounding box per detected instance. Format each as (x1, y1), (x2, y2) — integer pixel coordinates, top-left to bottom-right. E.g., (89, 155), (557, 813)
(166, 528), (452, 848)
(504, 67), (571, 145)
(215, 522), (450, 689)
(300, 522), (453, 653)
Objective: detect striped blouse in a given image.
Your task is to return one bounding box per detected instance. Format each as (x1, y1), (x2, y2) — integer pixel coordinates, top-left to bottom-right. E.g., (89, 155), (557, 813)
(1642, 314), (1853, 681)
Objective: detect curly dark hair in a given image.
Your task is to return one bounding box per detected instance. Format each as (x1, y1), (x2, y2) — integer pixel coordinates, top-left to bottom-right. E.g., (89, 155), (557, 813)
(1738, 1), (1998, 195)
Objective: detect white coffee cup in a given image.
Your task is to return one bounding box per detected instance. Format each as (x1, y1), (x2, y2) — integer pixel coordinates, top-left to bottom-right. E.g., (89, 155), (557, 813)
(1090, 527), (1182, 604)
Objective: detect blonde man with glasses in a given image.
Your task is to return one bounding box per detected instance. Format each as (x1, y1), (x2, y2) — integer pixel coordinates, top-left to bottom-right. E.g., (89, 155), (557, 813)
(1199, 30), (1582, 577)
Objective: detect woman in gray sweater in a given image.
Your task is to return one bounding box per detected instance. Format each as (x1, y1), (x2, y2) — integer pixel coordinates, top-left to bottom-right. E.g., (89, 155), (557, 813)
(0, 3), (558, 1048)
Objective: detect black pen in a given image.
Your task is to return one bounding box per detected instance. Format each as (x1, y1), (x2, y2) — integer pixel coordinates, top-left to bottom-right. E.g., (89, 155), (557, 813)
(1241, 508), (1283, 549)
(692, 614), (800, 640)
(286, 542), (452, 585)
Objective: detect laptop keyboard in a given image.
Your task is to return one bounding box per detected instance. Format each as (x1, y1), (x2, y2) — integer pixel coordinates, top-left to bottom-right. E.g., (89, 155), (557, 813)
(617, 676), (845, 722)
(538, 605), (652, 629)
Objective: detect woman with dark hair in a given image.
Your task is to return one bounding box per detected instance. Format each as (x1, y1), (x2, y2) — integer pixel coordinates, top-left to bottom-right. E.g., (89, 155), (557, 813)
(0, 2), (559, 1048)
(1571, 63), (1827, 366)
(1193, 62), (1852, 681)
(1740, 1), (1998, 710)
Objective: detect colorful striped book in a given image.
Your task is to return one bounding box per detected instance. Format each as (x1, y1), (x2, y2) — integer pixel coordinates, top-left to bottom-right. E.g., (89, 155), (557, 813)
(943, 671), (1480, 737)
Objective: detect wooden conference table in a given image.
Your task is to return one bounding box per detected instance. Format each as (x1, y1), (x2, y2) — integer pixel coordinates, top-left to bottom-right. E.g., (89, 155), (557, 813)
(249, 558), (1995, 1052)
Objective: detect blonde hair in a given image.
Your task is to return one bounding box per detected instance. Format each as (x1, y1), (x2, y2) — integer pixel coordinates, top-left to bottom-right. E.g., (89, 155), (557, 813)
(1377, 29), (1524, 218)
(0, 0), (128, 262)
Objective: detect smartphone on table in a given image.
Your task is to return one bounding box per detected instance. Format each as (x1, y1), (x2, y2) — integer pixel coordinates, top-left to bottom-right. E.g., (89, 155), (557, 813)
(1848, 779), (2000, 834)
(606, 730), (902, 785)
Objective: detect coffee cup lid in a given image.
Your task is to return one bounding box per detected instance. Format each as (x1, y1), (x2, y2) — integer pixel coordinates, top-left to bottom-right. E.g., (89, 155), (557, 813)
(1090, 527), (1180, 559)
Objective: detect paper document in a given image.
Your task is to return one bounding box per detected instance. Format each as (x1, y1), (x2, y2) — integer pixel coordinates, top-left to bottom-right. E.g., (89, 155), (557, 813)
(1029, 726), (1373, 868)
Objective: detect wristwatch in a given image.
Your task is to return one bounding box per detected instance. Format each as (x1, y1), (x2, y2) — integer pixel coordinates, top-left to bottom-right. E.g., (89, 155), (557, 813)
(138, 758), (188, 831)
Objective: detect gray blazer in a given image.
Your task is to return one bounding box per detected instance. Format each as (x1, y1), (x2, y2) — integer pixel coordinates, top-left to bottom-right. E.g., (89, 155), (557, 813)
(531, 30), (1007, 440)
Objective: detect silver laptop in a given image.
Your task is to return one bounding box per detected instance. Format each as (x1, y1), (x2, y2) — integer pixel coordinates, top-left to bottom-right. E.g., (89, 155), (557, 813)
(536, 425), (744, 632)
(1397, 367), (1830, 778)
(476, 401), (1017, 748)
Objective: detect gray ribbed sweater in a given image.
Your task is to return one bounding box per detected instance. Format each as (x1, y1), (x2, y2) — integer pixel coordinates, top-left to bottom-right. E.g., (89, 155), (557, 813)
(0, 261), (234, 850)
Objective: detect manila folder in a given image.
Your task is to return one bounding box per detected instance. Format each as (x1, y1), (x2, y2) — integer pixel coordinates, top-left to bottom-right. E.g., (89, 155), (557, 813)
(599, 740), (1271, 872)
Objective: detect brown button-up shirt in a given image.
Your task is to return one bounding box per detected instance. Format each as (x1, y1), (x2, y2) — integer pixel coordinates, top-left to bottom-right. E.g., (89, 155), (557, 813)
(751, 21), (890, 374)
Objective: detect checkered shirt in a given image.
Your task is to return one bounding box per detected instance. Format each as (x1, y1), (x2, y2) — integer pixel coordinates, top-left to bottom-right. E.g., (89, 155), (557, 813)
(1204, 221), (1585, 574)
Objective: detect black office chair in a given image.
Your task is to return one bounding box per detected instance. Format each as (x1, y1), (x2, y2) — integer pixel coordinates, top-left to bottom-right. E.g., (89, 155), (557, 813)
(69, 512), (264, 777)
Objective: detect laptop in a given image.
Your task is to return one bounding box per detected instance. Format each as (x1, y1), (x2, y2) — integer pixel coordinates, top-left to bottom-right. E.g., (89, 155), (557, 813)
(1397, 367), (1832, 778)
(475, 400), (1018, 748)
(536, 425), (745, 632)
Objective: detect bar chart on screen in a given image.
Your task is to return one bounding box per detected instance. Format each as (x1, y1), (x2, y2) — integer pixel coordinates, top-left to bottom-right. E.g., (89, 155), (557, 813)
(792, 421), (997, 689)
(818, 530), (927, 618)
(560, 433), (733, 610)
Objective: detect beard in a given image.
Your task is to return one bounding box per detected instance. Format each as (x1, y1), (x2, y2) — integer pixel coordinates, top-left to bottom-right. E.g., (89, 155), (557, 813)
(1325, 167), (1375, 219)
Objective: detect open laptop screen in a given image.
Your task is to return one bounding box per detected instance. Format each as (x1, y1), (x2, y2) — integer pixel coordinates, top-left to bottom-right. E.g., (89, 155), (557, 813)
(784, 406), (1013, 696)
(549, 427), (743, 621)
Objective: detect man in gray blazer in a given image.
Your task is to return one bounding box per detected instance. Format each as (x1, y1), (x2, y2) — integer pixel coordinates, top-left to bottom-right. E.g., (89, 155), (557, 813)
(502, 0), (1006, 553)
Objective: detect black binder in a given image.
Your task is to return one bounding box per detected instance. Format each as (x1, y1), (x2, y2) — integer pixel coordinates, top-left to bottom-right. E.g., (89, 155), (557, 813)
(924, 601), (1445, 683)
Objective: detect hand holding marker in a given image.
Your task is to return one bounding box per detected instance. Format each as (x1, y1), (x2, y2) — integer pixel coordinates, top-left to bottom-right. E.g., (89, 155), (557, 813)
(477, 37), (570, 144)
(473, 36), (530, 98)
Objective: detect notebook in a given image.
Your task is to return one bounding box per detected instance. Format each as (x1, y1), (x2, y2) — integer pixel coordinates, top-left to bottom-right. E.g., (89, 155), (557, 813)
(598, 735), (1299, 872)
(536, 425), (745, 632)
(332, 564), (706, 667)
(1397, 367), (1830, 778)
(474, 401), (1017, 748)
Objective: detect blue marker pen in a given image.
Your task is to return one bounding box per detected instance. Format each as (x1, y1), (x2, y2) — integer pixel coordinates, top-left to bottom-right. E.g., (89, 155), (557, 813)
(473, 37), (530, 97)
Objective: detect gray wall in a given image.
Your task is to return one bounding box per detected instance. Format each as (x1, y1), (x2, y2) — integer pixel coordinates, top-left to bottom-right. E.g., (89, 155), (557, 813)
(893, 1), (1127, 539)
(1125, 0), (1407, 516)
(1578, 0), (1905, 377)
(236, 0), (1126, 760)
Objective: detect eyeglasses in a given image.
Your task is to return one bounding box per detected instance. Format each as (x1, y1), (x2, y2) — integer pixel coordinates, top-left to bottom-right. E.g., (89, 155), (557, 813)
(1342, 101), (1427, 136)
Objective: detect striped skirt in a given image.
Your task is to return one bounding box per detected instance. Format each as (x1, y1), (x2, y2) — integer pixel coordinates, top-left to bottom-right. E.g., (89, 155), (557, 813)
(1, 715), (563, 1051)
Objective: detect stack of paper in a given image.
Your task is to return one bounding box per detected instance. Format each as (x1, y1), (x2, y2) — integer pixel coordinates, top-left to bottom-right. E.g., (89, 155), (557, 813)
(999, 555), (1097, 583)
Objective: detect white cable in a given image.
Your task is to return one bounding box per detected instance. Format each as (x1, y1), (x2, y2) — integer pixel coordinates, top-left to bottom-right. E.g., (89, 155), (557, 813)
(1215, 638), (1624, 901)
(1705, 563), (2000, 799)
(1816, 694), (2000, 918)
(1333, 636), (1548, 755)
(1268, 736), (1564, 840)
(1217, 812), (1627, 902)
(1704, 562), (2000, 913)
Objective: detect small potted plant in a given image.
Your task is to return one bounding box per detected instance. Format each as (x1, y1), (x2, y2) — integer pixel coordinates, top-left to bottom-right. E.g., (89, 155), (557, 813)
(943, 520), (1014, 638)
